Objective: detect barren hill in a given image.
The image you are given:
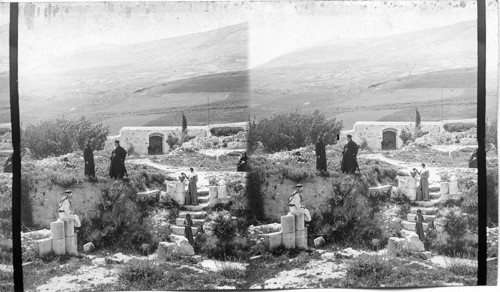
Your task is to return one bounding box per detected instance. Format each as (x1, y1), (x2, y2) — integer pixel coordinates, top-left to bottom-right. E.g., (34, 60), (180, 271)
(248, 20), (494, 129)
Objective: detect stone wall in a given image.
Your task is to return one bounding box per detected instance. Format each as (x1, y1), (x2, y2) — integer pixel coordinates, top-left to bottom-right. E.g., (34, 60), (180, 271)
(107, 122), (249, 155)
(28, 181), (104, 229)
(340, 121), (445, 150)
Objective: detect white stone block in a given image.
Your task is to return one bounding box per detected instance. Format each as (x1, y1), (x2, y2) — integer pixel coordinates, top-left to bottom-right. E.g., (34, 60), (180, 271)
(218, 186), (228, 199)
(171, 192), (185, 206)
(295, 228), (307, 249)
(407, 177), (418, 188)
(440, 182), (449, 195)
(50, 221), (65, 240)
(264, 232), (282, 249)
(449, 181), (459, 195)
(406, 188), (417, 201)
(65, 235), (77, 255)
(52, 238), (65, 255)
(290, 212), (305, 231)
(166, 181), (185, 194)
(281, 215), (295, 234)
(59, 218), (74, 237)
(397, 177), (408, 189)
(35, 238), (52, 256)
(282, 232), (295, 249)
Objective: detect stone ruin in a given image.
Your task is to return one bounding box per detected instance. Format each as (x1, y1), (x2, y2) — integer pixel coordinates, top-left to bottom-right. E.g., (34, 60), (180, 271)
(254, 212), (308, 250)
(29, 218), (78, 257)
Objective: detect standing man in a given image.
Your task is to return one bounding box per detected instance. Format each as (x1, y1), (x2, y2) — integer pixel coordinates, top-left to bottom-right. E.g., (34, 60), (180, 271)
(341, 135), (359, 174)
(315, 134), (327, 172)
(109, 140), (127, 179)
(83, 141), (95, 179)
(58, 190), (81, 229)
(288, 184), (311, 223)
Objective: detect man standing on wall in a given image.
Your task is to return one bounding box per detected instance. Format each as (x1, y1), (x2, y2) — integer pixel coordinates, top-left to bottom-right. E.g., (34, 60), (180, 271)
(109, 140), (127, 179)
(341, 135), (359, 174)
(315, 133), (327, 173)
(288, 184), (312, 224)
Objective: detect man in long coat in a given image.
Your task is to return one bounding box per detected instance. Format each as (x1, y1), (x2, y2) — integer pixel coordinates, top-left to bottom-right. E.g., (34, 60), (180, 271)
(83, 141), (95, 178)
(341, 135), (359, 174)
(109, 140), (127, 179)
(315, 134), (327, 172)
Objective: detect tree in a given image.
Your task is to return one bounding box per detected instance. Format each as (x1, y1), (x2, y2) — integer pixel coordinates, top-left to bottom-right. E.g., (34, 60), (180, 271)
(182, 112), (187, 134)
(415, 107), (421, 130)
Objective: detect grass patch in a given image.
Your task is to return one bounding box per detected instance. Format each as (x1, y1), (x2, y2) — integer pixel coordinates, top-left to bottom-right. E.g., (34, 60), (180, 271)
(384, 147), (473, 168)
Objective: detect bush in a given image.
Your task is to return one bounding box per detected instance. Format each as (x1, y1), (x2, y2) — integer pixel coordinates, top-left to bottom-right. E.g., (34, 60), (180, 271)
(487, 167), (498, 226)
(210, 127), (245, 137)
(21, 115), (109, 159)
(443, 123), (476, 133)
(248, 109), (342, 153)
(166, 134), (181, 150)
(486, 118), (497, 149)
(399, 129), (414, 145)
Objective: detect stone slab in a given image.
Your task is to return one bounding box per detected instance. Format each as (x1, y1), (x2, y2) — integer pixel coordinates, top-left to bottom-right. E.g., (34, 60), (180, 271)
(263, 232), (283, 249)
(59, 218), (74, 237)
(289, 212), (305, 231)
(166, 181), (185, 194)
(52, 238), (65, 255)
(429, 192), (441, 200)
(179, 211), (206, 219)
(36, 238), (52, 256)
(406, 188), (417, 201)
(413, 199), (441, 207)
(65, 235), (77, 255)
(50, 221), (65, 240)
(295, 229), (307, 249)
(440, 182), (449, 194)
(410, 207), (438, 215)
(218, 186), (228, 199)
(182, 203), (209, 212)
(449, 181), (459, 195)
(171, 192), (185, 206)
(281, 215), (295, 234)
(282, 232), (296, 249)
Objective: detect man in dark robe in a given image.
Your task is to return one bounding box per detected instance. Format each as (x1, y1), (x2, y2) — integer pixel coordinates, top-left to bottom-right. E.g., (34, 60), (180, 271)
(237, 152), (248, 172)
(109, 140), (127, 179)
(315, 134), (327, 172)
(341, 135), (359, 174)
(84, 141), (95, 178)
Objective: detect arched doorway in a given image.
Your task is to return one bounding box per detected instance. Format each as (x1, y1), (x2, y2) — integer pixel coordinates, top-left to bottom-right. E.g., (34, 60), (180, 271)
(382, 129), (397, 150)
(148, 134), (163, 155)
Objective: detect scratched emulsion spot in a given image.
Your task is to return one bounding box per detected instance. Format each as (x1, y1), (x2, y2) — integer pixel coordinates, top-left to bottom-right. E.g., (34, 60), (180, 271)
(23, 3), (36, 30)
(460, 1), (467, 7)
(125, 6), (132, 18)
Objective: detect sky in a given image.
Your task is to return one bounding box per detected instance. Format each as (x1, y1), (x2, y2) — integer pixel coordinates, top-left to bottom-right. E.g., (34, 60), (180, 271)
(11, 0), (498, 69)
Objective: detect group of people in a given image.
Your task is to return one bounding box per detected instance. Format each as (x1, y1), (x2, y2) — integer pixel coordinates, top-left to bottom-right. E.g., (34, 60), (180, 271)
(315, 134), (359, 174)
(83, 139), (128, 180)
(180, 168), (199, 206)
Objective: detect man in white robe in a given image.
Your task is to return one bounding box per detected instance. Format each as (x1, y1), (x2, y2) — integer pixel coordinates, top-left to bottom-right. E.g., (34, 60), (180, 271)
(288, 184), (311, 222)
(58, 190), (81, 228)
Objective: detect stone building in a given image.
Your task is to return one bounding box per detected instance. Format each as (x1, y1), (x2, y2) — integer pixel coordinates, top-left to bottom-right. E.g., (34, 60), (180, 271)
(109, 122), (248, 155)
(340, 119), (476, 150)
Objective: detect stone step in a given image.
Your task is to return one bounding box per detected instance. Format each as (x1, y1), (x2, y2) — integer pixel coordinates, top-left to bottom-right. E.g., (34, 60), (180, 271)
(429, 184), (440, 192)
(407, 214), (436, 222)
(181, 203), (210, 212)
(198, 196), (209, 203)
(429, 192), (441, 200)
(198, 190), (209, 197)
(401, 220), (429, 232)
(179, 211), (206, 219)
(410, 207), (438, 215)
(176, 218), (205, 226)
(412, 199), (441, 207)
(170, 225), (199, 236)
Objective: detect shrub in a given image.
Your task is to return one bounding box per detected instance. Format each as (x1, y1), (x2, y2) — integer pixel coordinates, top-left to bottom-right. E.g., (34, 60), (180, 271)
(21, 115), (109, 159)
(166, 134), (181, 150)
(399, 129), (413, 145)
(279, 165), (311, 182)
(127, 144), (135, 155)
(210, 127), (245, 137)
(443, 123), (476, 133)
(248, 109), (342, 153)
(486, 118), (497, 149)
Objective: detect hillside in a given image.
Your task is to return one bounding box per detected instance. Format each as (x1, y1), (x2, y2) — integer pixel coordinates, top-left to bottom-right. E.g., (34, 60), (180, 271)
(248, 20), (495, 129)
(0, 23), (8, 123)
(19, 22), (249, 133)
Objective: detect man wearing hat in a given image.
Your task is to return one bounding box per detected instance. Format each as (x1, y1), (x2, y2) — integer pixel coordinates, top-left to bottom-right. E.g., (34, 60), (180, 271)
(341, 134), (359, 174)
(288, 184), (311, 223)
(58, 190), (81, 228)
(109, 139), (127, 179)
(83, 140), (95, 179)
